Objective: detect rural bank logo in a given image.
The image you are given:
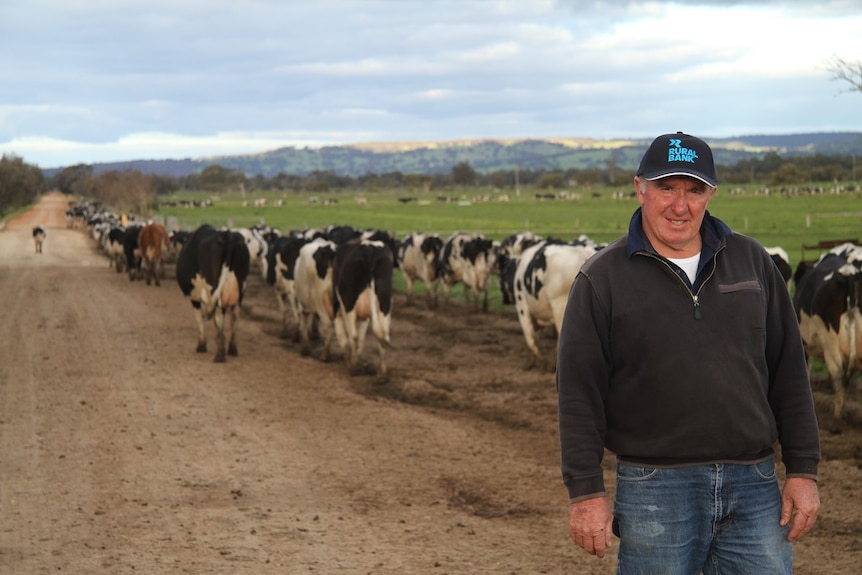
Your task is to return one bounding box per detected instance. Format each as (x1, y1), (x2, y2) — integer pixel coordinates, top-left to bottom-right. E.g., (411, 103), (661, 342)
(667, 138), (698, 164)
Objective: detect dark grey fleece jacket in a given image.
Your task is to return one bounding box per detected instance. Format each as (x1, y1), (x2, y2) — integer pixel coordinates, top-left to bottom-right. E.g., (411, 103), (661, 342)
(557, 208), (820, 501)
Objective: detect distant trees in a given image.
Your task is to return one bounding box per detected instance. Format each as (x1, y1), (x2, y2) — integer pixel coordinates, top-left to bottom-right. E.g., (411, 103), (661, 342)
(200, 165), (245, 192)
(53, 164), (94, 197)
(90, 170), (156, 216)
(51, 163), (158, 216)
(452, 161), (477, 186)
(0, 154), (48, 217)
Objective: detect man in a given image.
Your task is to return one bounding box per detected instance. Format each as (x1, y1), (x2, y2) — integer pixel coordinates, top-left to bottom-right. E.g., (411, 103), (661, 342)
(556, 132), (820, 574)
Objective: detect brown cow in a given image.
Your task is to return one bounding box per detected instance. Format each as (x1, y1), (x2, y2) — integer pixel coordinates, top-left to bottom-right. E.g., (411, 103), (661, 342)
(137, 223), (171, 286)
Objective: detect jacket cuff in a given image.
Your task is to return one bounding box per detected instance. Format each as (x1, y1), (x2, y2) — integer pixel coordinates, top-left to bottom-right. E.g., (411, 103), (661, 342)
(783, 456), (819, 480)
(564, 473), (606, 501)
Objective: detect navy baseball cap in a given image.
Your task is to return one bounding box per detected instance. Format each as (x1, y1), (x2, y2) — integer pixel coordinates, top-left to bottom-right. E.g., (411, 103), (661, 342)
(636, 131), (717, 188)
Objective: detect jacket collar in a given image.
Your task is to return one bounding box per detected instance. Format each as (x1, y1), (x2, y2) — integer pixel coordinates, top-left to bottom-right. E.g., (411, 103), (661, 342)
(625, 207), (733, 279)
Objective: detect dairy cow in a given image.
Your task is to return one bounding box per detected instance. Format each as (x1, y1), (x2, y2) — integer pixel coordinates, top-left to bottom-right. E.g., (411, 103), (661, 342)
(765, 246), (793, 290)
(234, 226), (269, 278)
(294, 238), (338, 361)
(438, 232), (497, 312)
(265, 233), (309, 339)
(106, 227), (127, 272)
(793, 244), (862, 420)
(496, 232), (544, 305)
(399, 232), (444, 307)
(32, 226), (46, 254)
(123, 225), (142, 281)
(176, 225), (251, 362)
(332, 238), (394, 376)
(137, 223), (171, 286)
(513, 241), (596, 369)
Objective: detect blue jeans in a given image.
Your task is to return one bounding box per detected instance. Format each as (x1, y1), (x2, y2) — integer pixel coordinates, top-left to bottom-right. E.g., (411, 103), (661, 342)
(613, 460), (792, 575)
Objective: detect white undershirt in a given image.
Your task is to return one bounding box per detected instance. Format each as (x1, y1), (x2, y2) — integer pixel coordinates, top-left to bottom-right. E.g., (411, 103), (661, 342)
(667, 253), (701, 284)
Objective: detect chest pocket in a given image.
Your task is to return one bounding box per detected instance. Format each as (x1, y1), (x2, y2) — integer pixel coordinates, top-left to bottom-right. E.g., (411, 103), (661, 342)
(718, 280), (761, 294)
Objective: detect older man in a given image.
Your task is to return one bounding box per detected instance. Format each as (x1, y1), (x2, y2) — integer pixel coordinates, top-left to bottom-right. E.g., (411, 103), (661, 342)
(556, 132), (820, 574)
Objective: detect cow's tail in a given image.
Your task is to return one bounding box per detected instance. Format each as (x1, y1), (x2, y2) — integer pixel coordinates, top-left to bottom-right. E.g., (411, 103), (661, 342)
(208, 233), (244, 314)
(369, 280), (392, 347)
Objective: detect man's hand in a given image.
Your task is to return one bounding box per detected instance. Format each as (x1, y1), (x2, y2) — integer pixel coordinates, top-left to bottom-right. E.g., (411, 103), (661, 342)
(568, 496), (614, 558)
(780, 477), (820, 542)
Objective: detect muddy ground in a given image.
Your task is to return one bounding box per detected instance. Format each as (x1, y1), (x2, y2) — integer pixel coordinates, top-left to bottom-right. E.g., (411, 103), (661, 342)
(0, 192), (860, 574)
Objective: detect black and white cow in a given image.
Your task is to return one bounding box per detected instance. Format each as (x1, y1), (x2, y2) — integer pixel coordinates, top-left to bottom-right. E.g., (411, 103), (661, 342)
(106, 227), (126, 272)
(234, 226), (270, 278)
(170, 229), (193, 258)
(399, 232), (444, 307)
(265, 233), (309, 339)
(765, 246), (793, 290)
(332, 237), (394, 376)
(496, 232), (544, 305)
(793, 244), (862, 420)
(438, 232), (497, 312)
(176, 224), (251, 362)
(294, 238), (338, 360)
(514, 241), (596, 370)
(361, 229), (401, 269)
(32, 226), (46, 254)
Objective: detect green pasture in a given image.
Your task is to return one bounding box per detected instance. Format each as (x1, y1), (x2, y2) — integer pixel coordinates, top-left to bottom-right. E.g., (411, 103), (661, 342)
(158, 184), (862, 272)
(154, 183), (862, 311)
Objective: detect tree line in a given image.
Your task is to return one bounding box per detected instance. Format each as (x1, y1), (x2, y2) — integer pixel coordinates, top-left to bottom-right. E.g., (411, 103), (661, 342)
(0, 151), (860, 220)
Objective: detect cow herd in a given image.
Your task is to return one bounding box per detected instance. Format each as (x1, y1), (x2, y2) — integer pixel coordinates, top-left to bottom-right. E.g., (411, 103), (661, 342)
(68, 199), (857, 423)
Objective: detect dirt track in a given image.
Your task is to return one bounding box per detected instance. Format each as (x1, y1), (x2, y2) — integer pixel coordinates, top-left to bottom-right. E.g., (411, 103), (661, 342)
(0, 192), (860, 574)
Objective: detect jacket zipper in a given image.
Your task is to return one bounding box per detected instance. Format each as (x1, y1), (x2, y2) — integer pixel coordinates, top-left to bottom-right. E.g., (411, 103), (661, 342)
(641, 250), (721, 320)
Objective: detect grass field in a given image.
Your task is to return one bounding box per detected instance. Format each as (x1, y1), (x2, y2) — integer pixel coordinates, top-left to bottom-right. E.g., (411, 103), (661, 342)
(158, 183), (862, 272)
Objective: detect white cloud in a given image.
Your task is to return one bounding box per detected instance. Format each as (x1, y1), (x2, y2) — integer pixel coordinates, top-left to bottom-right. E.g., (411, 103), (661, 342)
(1, 0), (861, 167)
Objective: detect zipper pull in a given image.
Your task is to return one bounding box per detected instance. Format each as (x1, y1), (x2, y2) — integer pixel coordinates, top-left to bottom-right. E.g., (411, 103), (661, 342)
(693, 295), (702, 320)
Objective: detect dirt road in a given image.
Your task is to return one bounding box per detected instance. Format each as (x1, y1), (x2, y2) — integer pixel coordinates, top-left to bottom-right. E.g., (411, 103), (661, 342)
(1, 192), (860, 574)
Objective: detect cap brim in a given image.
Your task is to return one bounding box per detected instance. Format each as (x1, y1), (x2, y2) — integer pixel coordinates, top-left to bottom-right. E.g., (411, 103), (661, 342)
(644, 170), (716, 188)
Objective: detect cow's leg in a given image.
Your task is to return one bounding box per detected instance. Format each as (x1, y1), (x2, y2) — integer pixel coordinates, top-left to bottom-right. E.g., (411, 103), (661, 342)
(404, 274), (415, 306)
(212, 308), (227, 362)
(319, 316), (334, 362)
(298, 310), (312, 356)
(375, 338), (387, 376)
(287, 284), (301, 342)
(354, 318), (371, 370)
(193, 305), (207, 353)
(340, 312), (361, 372)
(226, 305), (240, 357)
(830, 371), (848, 421)
(274, 289), (290, 338)
(823, 339), (845, 418)
(516, 307), (541, 370)
(369, 305), (391, 376)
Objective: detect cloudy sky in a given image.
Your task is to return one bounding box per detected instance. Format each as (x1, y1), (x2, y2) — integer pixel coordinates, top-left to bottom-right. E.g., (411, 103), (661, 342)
(1, 0), (860, 168)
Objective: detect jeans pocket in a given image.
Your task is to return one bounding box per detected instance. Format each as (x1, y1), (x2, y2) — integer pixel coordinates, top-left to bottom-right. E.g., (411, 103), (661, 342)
(752, 459), (777, 481)
(616, 463), (658, 482)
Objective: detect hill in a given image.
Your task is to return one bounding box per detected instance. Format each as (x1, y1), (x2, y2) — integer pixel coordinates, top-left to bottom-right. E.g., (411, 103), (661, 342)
(68, 132), (862, 179)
